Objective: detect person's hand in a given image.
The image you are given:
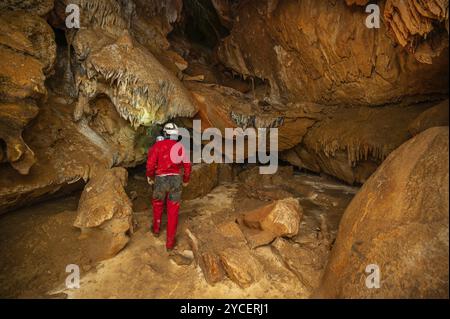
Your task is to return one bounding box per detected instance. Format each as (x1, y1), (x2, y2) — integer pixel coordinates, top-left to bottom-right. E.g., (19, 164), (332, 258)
(183, 182), (189, 187)
(147, 177), (154, 185)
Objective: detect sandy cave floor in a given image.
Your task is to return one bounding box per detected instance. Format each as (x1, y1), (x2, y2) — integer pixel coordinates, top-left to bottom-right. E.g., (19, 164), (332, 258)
(0, 169), (358, 299)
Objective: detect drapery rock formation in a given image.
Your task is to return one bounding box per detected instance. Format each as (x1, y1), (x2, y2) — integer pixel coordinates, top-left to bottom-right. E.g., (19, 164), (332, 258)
(217, 0), (449, 106)
(346, 0), (449, 64)
(57, 0), (197, 127)
(383, 0), (448, 64)
(205, 0), (449, 184)
(281, 103), (434, 184)
(316, 127), (449, 298)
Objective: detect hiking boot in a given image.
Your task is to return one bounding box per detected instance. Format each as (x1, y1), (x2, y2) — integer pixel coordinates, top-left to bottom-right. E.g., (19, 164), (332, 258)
(166, 246), (174, 252)
(151, 230), (160, 238)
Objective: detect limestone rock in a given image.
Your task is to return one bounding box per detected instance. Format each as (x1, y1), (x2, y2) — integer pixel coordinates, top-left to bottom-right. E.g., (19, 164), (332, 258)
(0, 0), (54, 16)
(240, 197), (302, 248)
(0, 10), (56, 175)
(186, 81), (321, 152)
(316, 127), (449, 298)
(409, 100), (449, 136)
(182, 163), (219, 200)
(0, 97), (112, 214)
(0, 11), (56, 75)
(72, 28), (197, 127)
(219, 247), (262, 288)
(238, 165), (296, 201)
(217, 0), (448, 106)
(384, 0), (449, 64)
(186, 220), (262, 287)
(74, 168), (131, 228)
(86, 97), (149, 167)
(271, 237), (324, 294)
(348, 0), (449, 63)
(0, 102), (39, 175)
(281, 104), (432, 184)
(217, 163), (235, 183)
(185, 228), (225, 284)
(170, 250), (194, 266)
(65, 0), (197, 128)
(74, 167), (134, 260)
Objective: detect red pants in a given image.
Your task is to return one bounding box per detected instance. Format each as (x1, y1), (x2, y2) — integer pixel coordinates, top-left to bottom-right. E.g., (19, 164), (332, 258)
(152, 195), (180, 249)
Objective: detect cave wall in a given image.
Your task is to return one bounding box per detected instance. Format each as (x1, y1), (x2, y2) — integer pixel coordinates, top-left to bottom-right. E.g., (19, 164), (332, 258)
(216, 0), (449, 105)
(0, 0), (449, 214)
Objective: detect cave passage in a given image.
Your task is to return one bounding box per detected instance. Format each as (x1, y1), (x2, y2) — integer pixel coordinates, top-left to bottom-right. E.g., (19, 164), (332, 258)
(0, 0), (448, 300)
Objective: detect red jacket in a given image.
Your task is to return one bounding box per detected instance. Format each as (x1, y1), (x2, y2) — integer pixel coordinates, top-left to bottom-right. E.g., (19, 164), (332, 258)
(146, 139), (191, 183)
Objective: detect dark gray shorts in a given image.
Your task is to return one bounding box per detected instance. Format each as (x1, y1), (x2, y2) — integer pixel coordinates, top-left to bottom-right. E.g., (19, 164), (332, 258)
(153, 175), (182, 202)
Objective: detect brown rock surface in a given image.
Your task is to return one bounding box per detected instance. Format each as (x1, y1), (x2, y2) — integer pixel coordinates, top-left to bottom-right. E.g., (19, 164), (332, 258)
(281, 103), (433, 184)
(239, 197), (302, 248)
(74, 167), (134, 260)
(347, 0), (449, 63)
(187, 81), (321, 152)
(186, 220), (263, 287)
(0, 0), (54, 16)
(219, 247), (262, 288)
(316, 127), (449, 298)
(0, 102), (39, 175)
(0, 97), (122, 214)
(384, 0), (449, 64)
(182, 163), (219, 200)
(409, 99), (449, 136)
(0, 10), (56, 175)
(271, 237), (325, 293)
(184, 184), (263, 288)
(217, 0), (448, 106)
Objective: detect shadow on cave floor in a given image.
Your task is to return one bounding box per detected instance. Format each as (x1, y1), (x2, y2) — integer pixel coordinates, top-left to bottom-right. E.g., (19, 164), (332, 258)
(0, 166), (358, 299)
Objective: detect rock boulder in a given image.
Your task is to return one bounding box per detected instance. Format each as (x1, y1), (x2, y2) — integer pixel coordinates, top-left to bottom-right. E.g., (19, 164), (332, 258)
(316, 127), (449, 298)
(74, 167), (134, 260)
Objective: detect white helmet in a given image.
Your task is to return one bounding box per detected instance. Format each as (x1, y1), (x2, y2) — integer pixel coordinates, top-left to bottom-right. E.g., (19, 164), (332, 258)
(163, 122), (179, 136)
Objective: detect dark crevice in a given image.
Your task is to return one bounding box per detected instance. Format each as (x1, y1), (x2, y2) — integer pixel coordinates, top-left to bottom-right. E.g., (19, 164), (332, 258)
(171, 0), (230, 48)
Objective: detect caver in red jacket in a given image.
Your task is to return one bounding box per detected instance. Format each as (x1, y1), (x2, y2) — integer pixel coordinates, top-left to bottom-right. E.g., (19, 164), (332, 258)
(146, 138), (191, 250)
(146, 138), (191, 182)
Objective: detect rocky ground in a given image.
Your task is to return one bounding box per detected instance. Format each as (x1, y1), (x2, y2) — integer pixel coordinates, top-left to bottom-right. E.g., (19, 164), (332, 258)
(0, 165), (357, 298)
